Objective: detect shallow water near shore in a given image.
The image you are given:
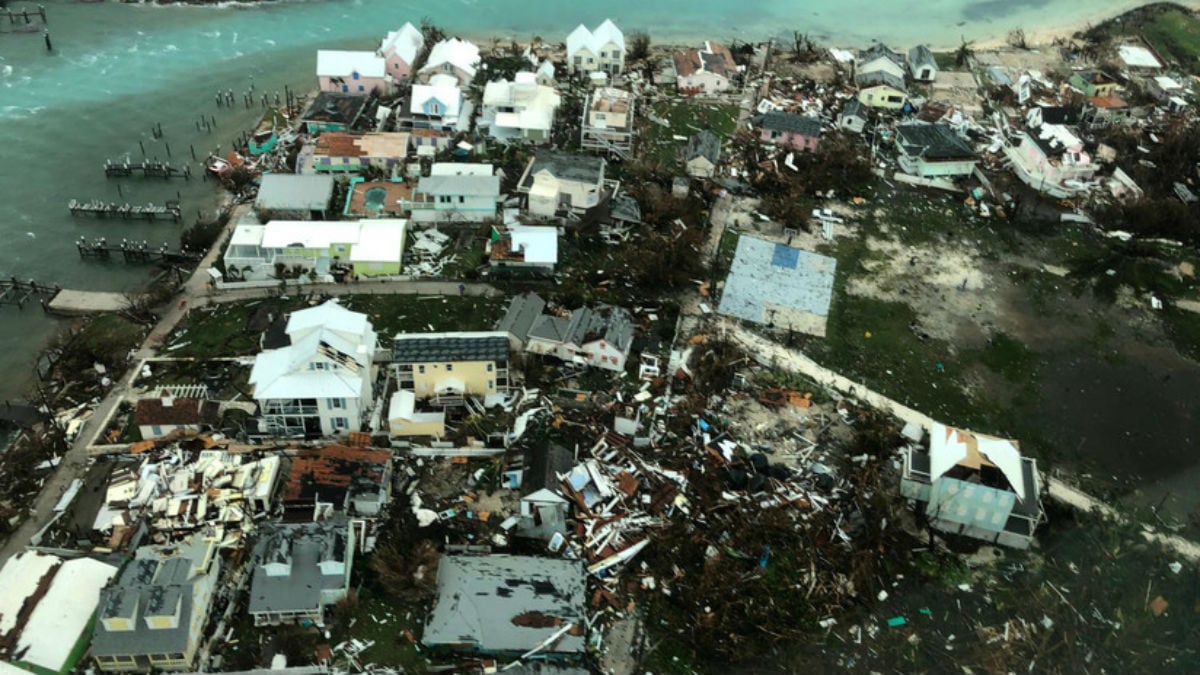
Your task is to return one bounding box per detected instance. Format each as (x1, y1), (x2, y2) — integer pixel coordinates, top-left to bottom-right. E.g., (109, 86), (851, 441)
(0, 0), (1192, 402)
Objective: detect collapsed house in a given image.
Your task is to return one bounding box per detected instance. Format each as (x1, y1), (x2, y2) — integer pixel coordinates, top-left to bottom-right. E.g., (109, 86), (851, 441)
(900, 423), (1045, 549)
(283, 445), (394, 518)
(498, 296), (635, 372)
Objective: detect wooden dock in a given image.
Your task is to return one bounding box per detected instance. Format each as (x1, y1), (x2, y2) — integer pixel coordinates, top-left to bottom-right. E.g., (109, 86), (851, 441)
(68, 199), (181, 222)
(76, 237), (203, 264)
(104, 158), (192, 180)
(0, 278), (59, 310)
(45, 289), (130, 316)
(2, 5), (46, 26)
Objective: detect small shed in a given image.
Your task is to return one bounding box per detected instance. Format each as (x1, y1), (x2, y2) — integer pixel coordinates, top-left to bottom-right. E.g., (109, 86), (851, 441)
(908, 45), (938, 82)
(683, 130), (721, 178)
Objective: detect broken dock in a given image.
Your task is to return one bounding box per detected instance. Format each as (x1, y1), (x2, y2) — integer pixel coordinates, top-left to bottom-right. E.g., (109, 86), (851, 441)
(104, 158), (191, 180)
(68, 199), (182, 222)
(0, 278), (59, 310)
(76, 237), (203, 264)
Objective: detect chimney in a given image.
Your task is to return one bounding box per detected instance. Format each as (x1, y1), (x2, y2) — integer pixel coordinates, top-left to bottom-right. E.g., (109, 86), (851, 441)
(160, 390), (174, 408)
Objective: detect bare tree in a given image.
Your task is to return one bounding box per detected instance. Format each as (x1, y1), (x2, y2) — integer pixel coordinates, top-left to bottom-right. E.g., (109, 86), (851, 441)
(954, 36), (975, 67)
(628, 32), (651, 62)
(1007, 27), (1028, 50)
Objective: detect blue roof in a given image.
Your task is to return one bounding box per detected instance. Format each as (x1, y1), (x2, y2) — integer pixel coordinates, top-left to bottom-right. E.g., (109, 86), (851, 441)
(771, 243), (800, 269)
(718, 236), (837, 335)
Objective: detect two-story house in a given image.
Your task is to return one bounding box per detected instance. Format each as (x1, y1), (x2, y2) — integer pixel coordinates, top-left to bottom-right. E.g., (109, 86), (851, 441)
(377, 22), (424, 84)
(392, 331), (511, 405)
(311, 132), (410, 174)
(409, 74), (467, 132)
(247, 520), (354, 626)
(856, 43), (905, 81)
(520, 303), (635, 372)
(249, 301), (378, 438)
(894, 123), (977, 178)
(317, 50), (390, 95)
(674, 41), (735, 94)
(1068, 69), (1118, 98)
(517, 150), (607, 218)
(1003, 116), (1097, 198)
(400, 162), (499, 223)
(479, 72), (562, 144)
(90, 534), (220, 673)
(416, 38), (480, 87)
(223, 219), (407, 281)
(566, 19), (625, 75)
(752, 111), (822, 152)
(580, 87), (634, 157)
(900, 423), (1044, 549)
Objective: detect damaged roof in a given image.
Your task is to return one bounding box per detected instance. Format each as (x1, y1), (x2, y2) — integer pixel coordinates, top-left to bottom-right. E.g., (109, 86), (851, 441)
(755, 111), (822, 137)
(423, 555), (586, 654)
(496, 292), (548, 343)
(248, 521), (350, 616)
(284, 445), (392, 506)
(895, 123), (974, 160)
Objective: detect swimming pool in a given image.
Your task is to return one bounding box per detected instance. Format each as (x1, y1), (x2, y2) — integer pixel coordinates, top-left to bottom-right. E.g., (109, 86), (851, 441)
(364, 187), (388, 211)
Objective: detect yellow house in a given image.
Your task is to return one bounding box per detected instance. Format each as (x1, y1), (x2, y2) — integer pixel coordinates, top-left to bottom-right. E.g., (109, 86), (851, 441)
(388, 390), (446, 438)
(856, 71), (908, 110)
(392, 332), (510, 404)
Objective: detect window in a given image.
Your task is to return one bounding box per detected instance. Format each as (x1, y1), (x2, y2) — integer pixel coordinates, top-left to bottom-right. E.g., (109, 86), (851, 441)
(329, 398), (345, 409)
(487, 379), (494, 389)
(342, 84), (349, 93)
(309, 362), (328, 371)
(600, 51), (606, 58)
(358, 85), (365, 92)
(458, 195), (465, 203)
(428, 102), (441, 115)
(446, 364), (454, 371)
(352, 71), (360, 80)
(438, 195), (452, 204)
(486, 363), (493, 372)
(574, 56), (582, 66)
(152, 425), (162, 437)
(418, 365), (426, 374)
(332, 417), (349, 429)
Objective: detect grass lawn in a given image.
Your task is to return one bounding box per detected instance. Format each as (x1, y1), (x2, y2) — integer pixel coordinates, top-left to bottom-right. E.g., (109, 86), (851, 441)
(338, 294), (508, 338)
(166, 298), (306, 359)
(1141, 8), (1200, 70)
(643, 99), (740, 167)
(337, 590), (429, 674)
(76, 314), (148, 364)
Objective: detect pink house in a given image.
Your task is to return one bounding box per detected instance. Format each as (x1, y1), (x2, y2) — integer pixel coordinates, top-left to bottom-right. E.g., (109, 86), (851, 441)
(378, 23), (424, 84)
(317, 50), (390, 95)
(754, 112), (821, 151)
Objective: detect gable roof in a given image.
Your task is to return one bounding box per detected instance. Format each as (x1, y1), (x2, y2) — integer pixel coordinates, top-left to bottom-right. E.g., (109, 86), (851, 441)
(410, 78), (463, 117)
(858, 43), (902, 67)
(928, 423), (1027, 500)
(684, 130), (721, 163)
(674, 41), (735, 79)
(529, 304), (634, 351)
(496, 292), (547, 342)
(135, 397), (202, 426)
(248, 521), (350, 615)
(840, 99), (867, 119)
(420, 38), (481, 78)
(855, 70), (907, 92)
(756, 111), (822, 137)
(316, 50), (386, 79)
(378, 22), (424, 65)
(895, 123), (974, 160)
(392, 331), (510, 364)
(417, 173), (500, 197)
(284, 445), (392, 505)
(907, 44), (936, 70)
(567, 19), (625, 58)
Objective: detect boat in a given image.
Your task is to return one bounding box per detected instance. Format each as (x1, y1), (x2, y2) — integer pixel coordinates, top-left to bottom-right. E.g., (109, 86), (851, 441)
(206, 156), (233, 179)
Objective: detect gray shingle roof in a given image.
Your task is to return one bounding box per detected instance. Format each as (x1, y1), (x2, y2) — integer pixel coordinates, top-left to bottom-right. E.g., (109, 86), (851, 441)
(855, 70), (907, 92)
(418, 174), (500, 197)
(248, 521), (350, 616)
(756, 111), (822, 137)
(496, 293), (547, 342)
(895, 123), (974, 160)
(256, 174), (336, 211)
(393, 333), (510, 363)
(908, 45), (936, 70)
(684, 130), (721, 163)
(423, 555), (586, 653)
(520, 150), (605, 189)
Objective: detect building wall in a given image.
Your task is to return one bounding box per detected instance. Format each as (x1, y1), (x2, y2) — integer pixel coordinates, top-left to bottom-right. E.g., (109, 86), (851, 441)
(907, 157), (976, 178)
(319, 75), (390, 95)
(926, 476), (1016, 534)
(857, 85), (907, 109)
(350, 259), (401, 277)
(409, 360), (499, 397)
(389, 415), (445, 438)
(405, 193), (497, 223)
(759, 129), (819, 151)
(677, 71), (729, 94)
(138, 423), (201, 440)
(686, 156), (715, 178)
(385, 54), (413, 83)
(417, 64), (473, 87)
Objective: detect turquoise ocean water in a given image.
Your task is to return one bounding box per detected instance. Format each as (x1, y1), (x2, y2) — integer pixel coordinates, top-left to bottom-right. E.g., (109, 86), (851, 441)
(0, 0), (1188, 401)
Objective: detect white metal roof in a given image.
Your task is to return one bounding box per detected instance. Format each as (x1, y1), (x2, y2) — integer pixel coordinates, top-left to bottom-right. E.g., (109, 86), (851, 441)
(430, 162), (493, 177)
(419, 38), (480, 78)
(929, 423), (1026, 501)
(1117, 44), (1162, 70)
(230, 223), (265, 247)
(0, 551), (58, 635)
(19, 557), (118, 672)
(261, 220), (362, 250)
(316, 50), (387, 78)
(378, 22), (424, 66)
(352, 219), (407, 263)
(509, 225), (558, 265)
(286, 300), (373, 344)
(567, 19), (624, 58)
(410, 81), (463, 117)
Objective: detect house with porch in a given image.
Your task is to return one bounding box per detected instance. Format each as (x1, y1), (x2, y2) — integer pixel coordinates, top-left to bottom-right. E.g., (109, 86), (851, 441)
(247, 520), (354, 626)
(417, 38), (480, 87)
(311, 132), (410, 174)
(566, 19), (625, 75)
(90, 533), (220, 673)
(480, 72), (562, 144)
(409, 74), (467, 132)
(900, 423), (1044, 549)
(674, 41), (735, 94)
(317, 50), (389, 95)
(580, 87), (634, 157)
(378, 22), (424, 84)
(522, 303), (635, 372)
(894, 123), (976, 178)
(752, 111), (821, 151)
(907, 45), (938, 82)
(517, 150), (607, 218)
(249, 301), (378, 438)
(400, 163), (500, 223)
(223, 219), (407, 281)
(392, 332), (511, 405)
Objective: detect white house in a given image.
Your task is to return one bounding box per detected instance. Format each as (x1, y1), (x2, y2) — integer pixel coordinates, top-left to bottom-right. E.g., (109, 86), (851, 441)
(378, 22), (424, 84)
(249, 301), (378, 438)
(480, 72), (562, 144)
(523, 304), (635, 372)
(517, 150), (607, 218)
(1003, 117), (1098, 198)
(856, 44), (906, 81)
(222, 219), (407, 281)
(907, 45), (938, 82)
(417, 38), (480, 87)
(488, 223), (559, 273)
(409, 74), (467, 131)
(894, 123), (976, 178)
(674, 41), (735, 94)
(317, 50), (390, 95)
(566, 19), (625, 75)
(400, 163), (499, 223)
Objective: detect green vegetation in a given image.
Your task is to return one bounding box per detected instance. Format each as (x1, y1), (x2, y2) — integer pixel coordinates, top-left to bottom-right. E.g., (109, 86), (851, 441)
(75, 313), (148, 367)
(339, 294), (507, 338)
(1141, 7), (1200, 70)
(166, 299), (304, 359)
(643, 100), (740, 167)
(334, 590), (428, 674)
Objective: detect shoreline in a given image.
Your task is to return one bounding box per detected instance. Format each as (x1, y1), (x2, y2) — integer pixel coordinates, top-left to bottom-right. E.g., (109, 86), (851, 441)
(134, 0), (1200, 52)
